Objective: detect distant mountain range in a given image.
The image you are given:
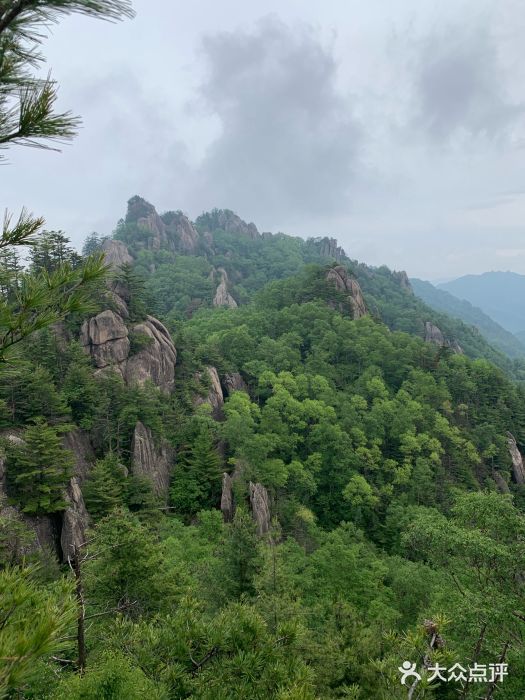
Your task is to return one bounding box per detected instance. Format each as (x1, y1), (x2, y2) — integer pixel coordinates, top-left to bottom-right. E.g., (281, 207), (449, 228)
(411, 278), (525, 360)
(438, 271), (525, 336)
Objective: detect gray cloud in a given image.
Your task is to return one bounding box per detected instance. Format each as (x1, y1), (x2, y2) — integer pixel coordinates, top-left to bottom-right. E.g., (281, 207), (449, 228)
(413, 22), (523, 141)
(189, 16), (361, 224)
(3, 0), (525, 279)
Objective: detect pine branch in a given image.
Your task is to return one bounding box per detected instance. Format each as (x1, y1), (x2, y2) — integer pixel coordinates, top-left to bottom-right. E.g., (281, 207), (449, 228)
(1, 207), (44, 248)
(0, 1), (135, 37)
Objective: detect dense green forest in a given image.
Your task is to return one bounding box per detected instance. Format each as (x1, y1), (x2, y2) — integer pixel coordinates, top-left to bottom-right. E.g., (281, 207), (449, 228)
(3, 196), (525, 699)
(3, 3), (525, 699)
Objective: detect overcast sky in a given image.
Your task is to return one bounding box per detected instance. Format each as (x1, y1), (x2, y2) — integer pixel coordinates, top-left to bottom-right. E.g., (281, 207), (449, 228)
(2, 0), (525, 280)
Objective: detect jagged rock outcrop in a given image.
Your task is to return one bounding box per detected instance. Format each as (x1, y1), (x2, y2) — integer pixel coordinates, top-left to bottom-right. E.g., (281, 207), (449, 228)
(308, 236), (346, 261)
(213, 268), (238, 309)
(126, 194), (158, 224)
(63, 429), (94, 484)
(198, 209), (259, 240)
(61, 477), (89, 558)
(507, 432), (525, 484)
(125, 316), (177, 393)
(81, 308), (176, 393)
(424, 322), (463, 354)
(125, 196), (200, 254)
(219, 467), (272, 535)
(249, 482), (271, 536)
(161, 211), (200, 253)
(102, 239), (133, 269)
(222, 372), (248, 396)
(60, 430), (93, 556)
(449, 340), (464, 355)
(194, 366), (224, 419)
(131, 421), (172, 498)
(221, 473), (235, 523)
(424, 322), (446, 346)
(80, 310), (130, 371)
(393, 270), (412, 292)
(326, 266), (367, 319)
(105, 289), (130, 319)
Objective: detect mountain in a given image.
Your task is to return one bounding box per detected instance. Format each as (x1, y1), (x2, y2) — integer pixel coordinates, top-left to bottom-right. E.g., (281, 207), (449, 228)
(438, 271), (525, 336)
(411, 277), (525, 359)
(5, 196), (525, 698)
(108, 196), (524, 378)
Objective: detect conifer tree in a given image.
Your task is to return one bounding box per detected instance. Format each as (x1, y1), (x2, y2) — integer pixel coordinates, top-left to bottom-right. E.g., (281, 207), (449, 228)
(83, 453), (124, 520)
(170, 427), (222, 517)
(28, 231), (81, 273)
(115, 262), (148, 321)
(0, 1), (134, 361)
(6, 418), (74, 514)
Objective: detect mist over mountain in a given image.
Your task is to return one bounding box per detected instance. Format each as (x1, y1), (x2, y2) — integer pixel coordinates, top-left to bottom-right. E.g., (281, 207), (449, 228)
(439, 271), (525, 336)
(412, 277), (525, 360)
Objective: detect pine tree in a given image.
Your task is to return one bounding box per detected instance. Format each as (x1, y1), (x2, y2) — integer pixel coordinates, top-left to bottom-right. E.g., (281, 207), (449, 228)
(29, 231), (81, 273)
(83, 453), (124, 520)
(6, 419), (74, 514)
(82, 232), (109, 256)
(0, 248), (22, 298)
(115, 263), (148, 321)
(0, 1), (134, 362)
(170, 428), (222, 518)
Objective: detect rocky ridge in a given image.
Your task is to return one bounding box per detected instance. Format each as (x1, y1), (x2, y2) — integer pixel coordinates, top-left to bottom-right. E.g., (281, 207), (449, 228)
(325, 266), (368, 320)
(213, 268), (238, 309)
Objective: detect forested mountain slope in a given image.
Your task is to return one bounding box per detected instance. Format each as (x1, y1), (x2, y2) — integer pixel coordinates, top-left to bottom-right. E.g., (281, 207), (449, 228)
(87, 196), (525, 379)
(3, 198), (525, 698)
(411, 277), (525, 360)
(439, 271), (525, 336)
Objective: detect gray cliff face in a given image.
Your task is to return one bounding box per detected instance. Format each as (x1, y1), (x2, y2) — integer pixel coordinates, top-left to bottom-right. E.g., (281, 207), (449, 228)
(220, 473), (235, 523)
(80, 310), (130, 372)
(222, 372), (248, 396)
(507, 432), (525, 484)
(81, 309), (176, 394)
(131, 421), (172, 498)
(424, 322), (446, 346)
(126, 196), (200, 254)
(194, 366), (224, 419)
(125, 316), (177, 394)
(326, 266), (368, 319)
(202, 209), (259, 240)
(424, 322), (463, 354)
(63, 429), (94, 484)
(61, 477), (89, 558)
(161, 211), (200, 254)
(213, 268), (238, 309)
(393, 270), (413, 293)
(249, 482), (271, 536)
(101, 239), (133, 269)
(219, 470), (272, 536)
(60, 430), (93, 556)
(306, 236), (346, 261)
